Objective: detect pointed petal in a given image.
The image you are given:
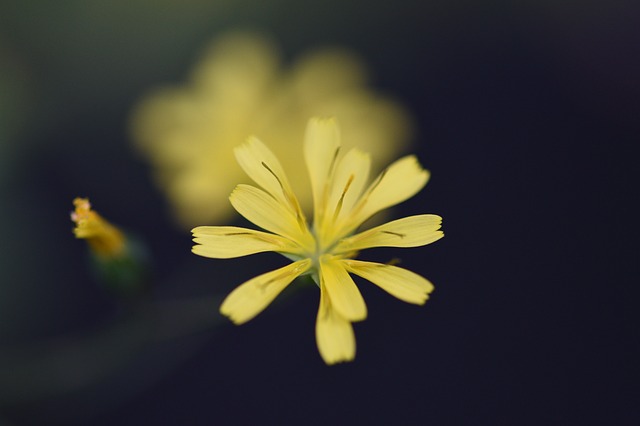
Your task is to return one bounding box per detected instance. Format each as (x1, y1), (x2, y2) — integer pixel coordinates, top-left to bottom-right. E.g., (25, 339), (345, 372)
(342, 259), (434, 305)
(316, 284), (356, 365)
(229, 184), (314, 249)
(335, 215), (443, 253)
(303, 117), (341, 222)
(234, 136), (299, 212)
(192, 226), (301, 258)
(319, 256), (367, 321)
(348, 155), (429, 231)
(220, 259), (312, 324)
(325, 148), (371, 223)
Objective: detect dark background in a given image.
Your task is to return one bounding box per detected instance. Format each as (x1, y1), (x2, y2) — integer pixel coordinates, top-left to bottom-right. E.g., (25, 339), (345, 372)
(1, 1), (638, 425)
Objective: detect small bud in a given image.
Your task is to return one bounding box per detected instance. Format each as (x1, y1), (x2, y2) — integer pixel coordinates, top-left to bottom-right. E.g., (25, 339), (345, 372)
(71, 198), (150, 300)
(71, 198), (126, 258)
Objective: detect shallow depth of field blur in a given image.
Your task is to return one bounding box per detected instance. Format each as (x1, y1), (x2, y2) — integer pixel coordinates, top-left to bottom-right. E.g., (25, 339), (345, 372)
(1, 1), (638, 425)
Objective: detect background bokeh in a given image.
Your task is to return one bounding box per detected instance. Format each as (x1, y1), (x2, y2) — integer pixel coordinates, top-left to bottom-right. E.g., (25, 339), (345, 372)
(1, 1), (638, 425)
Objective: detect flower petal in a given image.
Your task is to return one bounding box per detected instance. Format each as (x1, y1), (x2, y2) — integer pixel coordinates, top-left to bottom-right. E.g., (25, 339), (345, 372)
(303, 117), (341, 222)
(319, 256), (367, 321)
(325, 148), (371, 224)
(342, 259), (434, 305)
(220, 259), (312, 324)
(316, 283), (356, 365)
(229, 184), (314, 249)
(234, 136), (299, 212)
(234, 136), (289, 198)
(334, 214), (443, 253)
(348, 155), (429, 232)
(192, 226), (302, 258)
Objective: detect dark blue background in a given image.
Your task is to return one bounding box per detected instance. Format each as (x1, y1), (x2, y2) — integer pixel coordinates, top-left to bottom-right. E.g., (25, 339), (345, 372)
(1, 1), (638, 424)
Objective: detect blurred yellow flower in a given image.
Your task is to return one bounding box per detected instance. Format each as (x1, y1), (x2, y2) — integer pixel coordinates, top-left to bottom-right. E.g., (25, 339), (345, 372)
(131, 32), (413, 228)
(192, 118), (443, 365)
(71, 198), (125, 258)
(71, 198), (151, 298)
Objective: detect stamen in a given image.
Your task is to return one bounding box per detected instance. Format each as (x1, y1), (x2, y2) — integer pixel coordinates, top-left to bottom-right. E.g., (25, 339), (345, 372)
(261, 161), (284, 191)
(262, 161), (307, 230)
(345, 167), (389, 228)
(255, 276), (276, 292)
(333, 174), (355, 221)
(319, 277), (330, 320)
(224, 231), (275, 245)
(328, 147), (341, 178)
(367, 167), (388, 195)
(381, 230), (405, 238)
(256, 261), (309, 292)
(255, 269), (286, 292)
(222, 231), (306, 253)
(316, 147), (341, 228)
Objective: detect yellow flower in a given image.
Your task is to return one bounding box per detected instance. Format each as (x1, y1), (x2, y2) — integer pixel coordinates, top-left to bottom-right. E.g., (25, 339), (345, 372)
(192, 117), (443, 364)
(131, 32), (412, 228)
(71, 198), (125, 258)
